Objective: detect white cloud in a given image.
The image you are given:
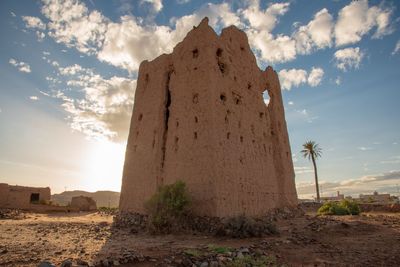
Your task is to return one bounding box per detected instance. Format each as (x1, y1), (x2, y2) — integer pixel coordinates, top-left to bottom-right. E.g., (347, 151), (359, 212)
(392, 40), (400, 55)
(358, 146), (373, 151)
(141, 0), (163, 13)
(22, 16), (46, 30)
(29, 96), (39, 101)
(294, 8), (333, 54)
(41, 0), (108, 54)
(36, 31), (46, 41)
(9, 58), (31, 73)
(335, 0), (393, 46)
(247, 30), (296, 64)
(307, 67), (324, 87)
(335, 76), (341, 85)
(294, 166), (313, 174)
(297, 170), (400, 199)
(278, 68), (307, 90)
(98, 16), (173, 72)
(11, 12), (16, 17)
(334, 47), (364, 71)
(51, 65), (136, 141)
(59, 64), (87, 76)
(242, 2), (295, 64)
(99, 2), (240, 72)
(279, 67), (324, 90)
(176, 0), (190, 4)
(288, 101), (294, 105)
(242, 2), (290, 32)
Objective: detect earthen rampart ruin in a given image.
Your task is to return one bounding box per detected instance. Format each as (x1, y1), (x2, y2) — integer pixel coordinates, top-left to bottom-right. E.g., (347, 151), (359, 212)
(120, 18), (297, 217)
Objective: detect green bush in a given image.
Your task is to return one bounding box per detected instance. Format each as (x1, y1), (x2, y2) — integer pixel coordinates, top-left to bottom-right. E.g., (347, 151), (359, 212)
(145, 180), (191, 233)
(317, 200), (360, 216)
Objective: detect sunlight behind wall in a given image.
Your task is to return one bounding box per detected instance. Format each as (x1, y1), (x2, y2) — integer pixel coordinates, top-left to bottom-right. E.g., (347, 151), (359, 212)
(83, 140), (126, 192)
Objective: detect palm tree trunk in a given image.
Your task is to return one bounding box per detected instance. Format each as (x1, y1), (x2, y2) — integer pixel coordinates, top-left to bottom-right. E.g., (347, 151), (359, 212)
(311, 154), (320, 202)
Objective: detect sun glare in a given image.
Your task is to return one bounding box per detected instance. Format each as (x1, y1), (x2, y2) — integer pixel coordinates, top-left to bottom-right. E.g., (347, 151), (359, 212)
(83, 140), (126, 192)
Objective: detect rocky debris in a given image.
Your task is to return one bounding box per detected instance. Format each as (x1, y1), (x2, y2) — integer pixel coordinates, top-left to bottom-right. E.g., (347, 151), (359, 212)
(115, 207), (303, 238)
(0, 209), (26, 220)
(38, 261), (56, 267)
(158, 245), (279, 267)
(93, 248), (144, 266)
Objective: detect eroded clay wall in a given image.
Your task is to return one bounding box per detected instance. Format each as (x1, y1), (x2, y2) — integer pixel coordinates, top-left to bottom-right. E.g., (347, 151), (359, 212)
(120, 18), (297, 217)
(0, 184), (51, 210)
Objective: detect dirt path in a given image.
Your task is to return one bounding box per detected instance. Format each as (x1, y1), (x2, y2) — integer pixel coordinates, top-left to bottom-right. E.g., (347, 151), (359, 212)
(0, 211), (399, 266)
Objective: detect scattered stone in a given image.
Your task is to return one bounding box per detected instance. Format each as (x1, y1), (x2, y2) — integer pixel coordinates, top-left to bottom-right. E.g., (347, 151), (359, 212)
(60, 259), (72, 267)
(38, 261), (56, 267)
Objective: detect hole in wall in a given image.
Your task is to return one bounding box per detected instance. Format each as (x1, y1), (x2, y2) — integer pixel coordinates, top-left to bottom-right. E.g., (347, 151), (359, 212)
(145, 73), (149, 82)
(176, 120), (179, 128)
(263, 90), (271, 106)
(259, 112), (264, 119)
(240, 46), (244, 51)
(220, 93), (226, 103)
(227, 132), (230, 139)
(218, 62), (226, 74)
(216, 48), (223, 57)
(194, 132), (197, 139)
(247, 82), (252, 90)
(174, 136), (179, 151)
(240, 136), (243, 143)
(194, 116), (198, 123)
(192, 48), (199, 58)
(138, 113), (143, 121)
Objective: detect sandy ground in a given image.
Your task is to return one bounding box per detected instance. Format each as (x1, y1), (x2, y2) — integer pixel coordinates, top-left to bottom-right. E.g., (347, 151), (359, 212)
(1, 211), (400, 266)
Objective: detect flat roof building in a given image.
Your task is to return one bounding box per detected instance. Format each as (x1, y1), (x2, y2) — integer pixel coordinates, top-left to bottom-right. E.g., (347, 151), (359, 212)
(0, 183), (51, 210)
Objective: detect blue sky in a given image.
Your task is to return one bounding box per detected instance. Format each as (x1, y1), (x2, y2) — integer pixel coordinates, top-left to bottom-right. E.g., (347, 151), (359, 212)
(0, 0), (399, 198)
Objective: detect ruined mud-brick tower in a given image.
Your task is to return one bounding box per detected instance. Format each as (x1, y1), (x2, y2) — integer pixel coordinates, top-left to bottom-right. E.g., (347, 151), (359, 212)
(120, 18), (297, 217)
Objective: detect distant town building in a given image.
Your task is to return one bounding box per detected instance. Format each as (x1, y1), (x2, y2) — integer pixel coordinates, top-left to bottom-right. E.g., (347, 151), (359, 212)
(359, 191), (391, 203)
(0, 183), (51, 209)
(319, 191), (345, 202)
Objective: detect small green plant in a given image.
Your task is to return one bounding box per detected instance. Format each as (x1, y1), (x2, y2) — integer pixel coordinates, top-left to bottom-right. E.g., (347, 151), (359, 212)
(228, 254), (277, 267)
(184, 249), (202, 257)
(340, 199), (360, 215)
(207, 244), (232, 254)
(318, 200), (360, 216)
(145, 180), (191, 232)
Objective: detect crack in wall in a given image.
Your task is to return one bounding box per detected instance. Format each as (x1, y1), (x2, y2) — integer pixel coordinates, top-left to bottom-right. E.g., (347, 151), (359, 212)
(161, 68), (174, 169)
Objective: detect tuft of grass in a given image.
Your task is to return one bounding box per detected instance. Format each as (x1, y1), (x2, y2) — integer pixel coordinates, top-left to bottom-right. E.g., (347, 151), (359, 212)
(228, 254), (277, 267)
(145, 180), (191, 233)
(318, 200), (360, 216)
(207, 244), (232, 254)
(184, 249), (202, 257)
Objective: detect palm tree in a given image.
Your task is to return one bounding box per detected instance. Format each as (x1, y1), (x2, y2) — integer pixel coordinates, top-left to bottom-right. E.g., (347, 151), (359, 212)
(301, 141), (322, 202)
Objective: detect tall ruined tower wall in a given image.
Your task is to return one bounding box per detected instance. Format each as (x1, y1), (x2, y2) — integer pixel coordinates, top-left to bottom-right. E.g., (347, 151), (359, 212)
(120, 18), (297, 217)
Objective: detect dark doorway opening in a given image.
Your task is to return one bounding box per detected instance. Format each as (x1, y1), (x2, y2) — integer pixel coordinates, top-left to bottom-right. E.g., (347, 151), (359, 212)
(30, 193), (40, 203)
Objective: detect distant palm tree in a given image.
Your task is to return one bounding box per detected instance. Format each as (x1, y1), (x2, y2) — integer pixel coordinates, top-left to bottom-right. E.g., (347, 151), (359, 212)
(301, 141), (322, 202)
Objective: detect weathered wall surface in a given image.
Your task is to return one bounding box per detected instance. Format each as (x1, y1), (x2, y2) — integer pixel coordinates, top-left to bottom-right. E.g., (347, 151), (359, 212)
(70, 196), (97, 211)
(120, 18), (297, 217)
(0, 183), (51, 210)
